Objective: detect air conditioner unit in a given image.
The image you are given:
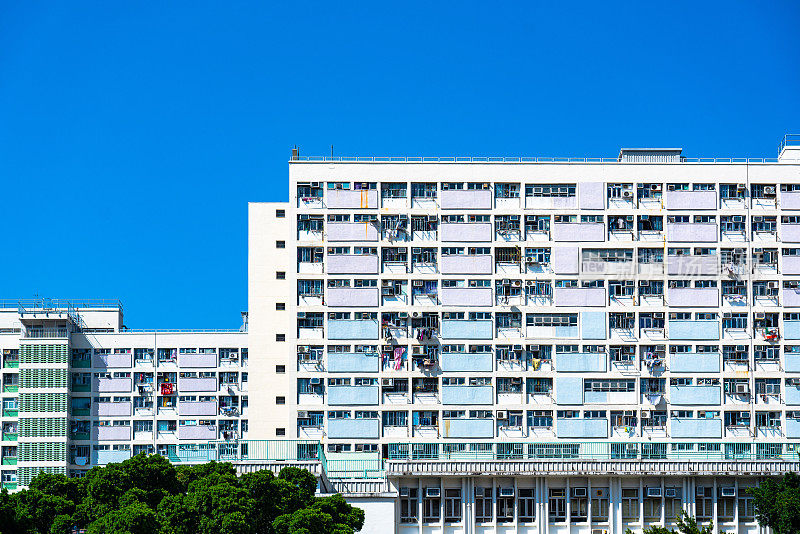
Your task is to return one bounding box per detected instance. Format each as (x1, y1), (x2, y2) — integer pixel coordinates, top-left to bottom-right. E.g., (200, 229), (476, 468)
(399, 488), (409, 497)
(311, 182), (320, 187)
(572, 488), (587, 497)
(641, 410), (651, 418)
(623, 190), (632, 198)
(510, 215), (519, 221)
(499, 487), (514, 497)
(298, 346), (309, 353)
(413, 280), (424, 287)
(646, 487), (662, 498)
(668, 184), (676, 191)
(753, 216), (763, 222)
(512, 280), (521, 287)
(309, 378), (321, 385)
(425, 487), (440, 498)
(755, 312), (766, 319)
(723, 312), (733, 318)
(297, 411), (309, 419)
(651, 184), (662, 191)
(733, 216), (744, 223)
(399, 312), (408, 318)
(764, 186), (776, 195)
(361, 313), (371, 320)
(720, 487), (736, 497)
(526, 280), (535, 285)
(511, 378), (523, 385)
(654, 312), (664, 319)
(502, 279), (510, 285)
(525, 257), (535, 263)
(736, 345), (747, 351)
(768, 282), (778, 289)
(638, 280), (649, 287)
(412, 248), (422, 254)
(496, 410), (508, 420)
(737, 184), (747, 190)
(527, 345), (540, 351)
(513, 344), (523, 351)
(665, 488), (680, 498)
(735, 383), (750, 394)
(427, 215), (437, 221)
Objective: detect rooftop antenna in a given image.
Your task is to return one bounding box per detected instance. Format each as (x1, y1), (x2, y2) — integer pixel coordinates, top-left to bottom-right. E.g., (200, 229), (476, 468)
(331, 144), (334, 159)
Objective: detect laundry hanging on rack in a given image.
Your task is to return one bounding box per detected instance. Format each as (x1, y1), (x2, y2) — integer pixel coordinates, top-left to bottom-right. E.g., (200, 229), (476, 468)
(394, 347), (404, 371)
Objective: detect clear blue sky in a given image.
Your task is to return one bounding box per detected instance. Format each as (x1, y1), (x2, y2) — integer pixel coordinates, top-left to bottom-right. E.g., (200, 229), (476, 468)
(1, 2), (799, 328)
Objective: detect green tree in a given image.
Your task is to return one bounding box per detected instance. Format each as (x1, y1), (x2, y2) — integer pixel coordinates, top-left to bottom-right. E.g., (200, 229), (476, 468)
(750, 472), (800, 534)
(625, 512), (712, 534)
(87, 501), (158, 534)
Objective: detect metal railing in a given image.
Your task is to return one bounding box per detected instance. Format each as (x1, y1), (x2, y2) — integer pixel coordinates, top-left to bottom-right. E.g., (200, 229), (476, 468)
(386, 442), (800, 462)
(7, 298), (122, 311)
(779, 134), (800, 153)
(292, 156), (783, 164)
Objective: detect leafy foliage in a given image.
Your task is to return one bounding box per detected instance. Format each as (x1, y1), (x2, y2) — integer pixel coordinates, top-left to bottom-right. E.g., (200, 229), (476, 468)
(625, 512), (713, 534)
(0, 455), (363, 534)
(750, 472), (800, 534)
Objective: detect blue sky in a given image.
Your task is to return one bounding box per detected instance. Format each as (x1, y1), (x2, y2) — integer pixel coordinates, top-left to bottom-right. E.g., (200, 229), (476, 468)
(1, 1), (799, 328)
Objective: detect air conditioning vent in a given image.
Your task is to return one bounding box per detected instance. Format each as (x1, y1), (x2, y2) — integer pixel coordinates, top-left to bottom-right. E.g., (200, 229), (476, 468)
(572, 487), (587, 497)
(646, 487), (662, 498)
(425, 487), (440, 498)
(720, 487), (736, 497)
(297, 411), (309, 419)
(499, 487), (514, 497)
(309, 378), (321, 385)
(496, 410), (508, 420)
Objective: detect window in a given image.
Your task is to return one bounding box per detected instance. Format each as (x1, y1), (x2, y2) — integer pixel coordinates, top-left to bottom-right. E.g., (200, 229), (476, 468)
(276, 241), (285, 249)
(622, 488), (638, 520)
(276, 334), (285, 342)
(400, 488), (419, 523)
(444, 489), (461, 522)
(497, 488), (514, 523)
(276, 271), (286, 280)
(276, 303), (285, 311)
(276, 365), (285, 373)
(276, 209), (285, 218)
(475, 487), (493, 523)
(518, 488), (535, 522)
(422, 489), (440, 522)
(276, 428), (285, 436)
(276, 396), (285, 405)
(549, 488), (566, 522)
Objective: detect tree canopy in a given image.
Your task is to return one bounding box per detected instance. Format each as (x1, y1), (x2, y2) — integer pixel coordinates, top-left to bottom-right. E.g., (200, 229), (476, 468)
(626, 512), (713, 534)
(750, 472), (800, 534)
(0, 454), (363, 534)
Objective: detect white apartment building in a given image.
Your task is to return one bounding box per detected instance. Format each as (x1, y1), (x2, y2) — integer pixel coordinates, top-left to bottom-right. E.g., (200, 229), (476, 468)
(0, 300), (249, 489)
(247, 136), (800, 533)
(4, 136), (800, 533)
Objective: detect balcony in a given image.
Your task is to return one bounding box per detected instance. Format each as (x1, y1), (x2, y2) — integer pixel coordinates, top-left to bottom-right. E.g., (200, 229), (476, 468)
(670, 385), (721, 405)
(327, 287), (379, 307)
(667, 287), (718, 307)
(440, 320), (493, 340)
(178, 401), (217, 416)
(178, 424), (217, 440)
(328, 319), (380, 340)
(94, 426), (132, 440)
(328, 419), (380, 439)
(440, 255), (492, 275)
(440, 189), (492, 209)
(92, 402), (132, 417)
(665, 190), (716, 210)
(553, 287), (605, 307)
(783, 289), (800, 307)
(92, 449), (132, 465)
(327, 385), (380, 405)
(556, 418), (608, 439)
(94, 377), (132, 393)
(327, 353), (380, 373)
(93, 353), (132, 368)
(784, 256), (800, 275)
(671, 418), (722, 438)
(326, 189), (378, 209)
(441, 385), (493, 405)
(326, 222), (379, 242)
(781, 224), (800, 243)
(327, 255), (379, 275)
(440, 287), (492, 307)
(441, 419), (494, 438)
(552, 223), (605, 242)
(439, 353), (493, 372)
(782, 191), (800, 210)
(668, 320), (719, 340)
(440, 222), (492, 242)
(178, 353), (217, 368)
(667, 256), (718, 276)
(667, 223), (717, 242)
(784, 321), (800, 340)
(179, 378), (217, 392)
(788, 419), (800, 439)
(670, 353), (720, 373)
(554, 352), (606, 372)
